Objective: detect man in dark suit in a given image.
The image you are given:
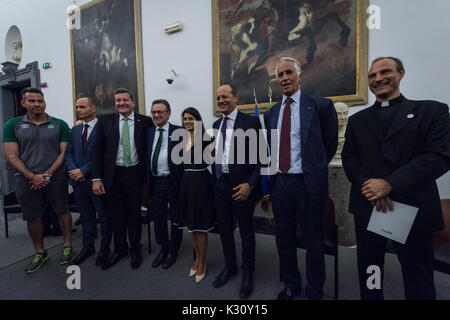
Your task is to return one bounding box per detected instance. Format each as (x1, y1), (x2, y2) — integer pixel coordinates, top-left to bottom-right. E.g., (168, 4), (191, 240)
(66, 96), (112, 266)
(211, 84), (261, 299)
(146, 99), (183, 269)
(92, 88), (154, 270)
(264, 57), (338, 300)
(342, 57), (450, 300)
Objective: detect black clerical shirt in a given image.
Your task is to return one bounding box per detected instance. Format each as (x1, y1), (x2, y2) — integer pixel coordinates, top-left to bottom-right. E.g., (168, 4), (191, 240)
(375, 94), (405, 137)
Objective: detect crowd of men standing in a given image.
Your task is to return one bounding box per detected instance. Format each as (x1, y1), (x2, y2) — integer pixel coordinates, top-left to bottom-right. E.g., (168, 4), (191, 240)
(3, 56), (450, 300)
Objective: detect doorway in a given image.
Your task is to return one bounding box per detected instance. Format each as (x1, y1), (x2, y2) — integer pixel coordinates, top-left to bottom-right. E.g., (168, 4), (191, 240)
(0, 61), (41, 195)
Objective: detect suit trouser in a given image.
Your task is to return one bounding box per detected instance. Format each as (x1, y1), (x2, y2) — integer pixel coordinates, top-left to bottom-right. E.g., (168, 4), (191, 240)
(73, 181), (112, 250)
(214, 174), (256, 273)
(151, 176), (183, 255)
(354, 216), (436, 300)
(105, 165), (143, 255)
(271, 174), (326, 298)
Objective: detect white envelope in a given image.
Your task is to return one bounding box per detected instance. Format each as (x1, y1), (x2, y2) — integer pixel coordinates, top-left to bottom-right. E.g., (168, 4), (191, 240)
(367, 201), (418, 244)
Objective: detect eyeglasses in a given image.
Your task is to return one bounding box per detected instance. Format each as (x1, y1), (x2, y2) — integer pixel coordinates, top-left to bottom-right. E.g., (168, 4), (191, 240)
(151, 110), (167, 115)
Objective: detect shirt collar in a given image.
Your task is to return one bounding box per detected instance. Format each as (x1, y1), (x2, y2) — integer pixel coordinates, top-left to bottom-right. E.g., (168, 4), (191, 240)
(223, 107), (238, 121)
(119, 112), (134, 121)
(375, 94), (405, 108)
(23, 113), (50, 123)
(84, 117), (97, 127)
(157, 122), (170, 132)
(282, 89), (301, 106)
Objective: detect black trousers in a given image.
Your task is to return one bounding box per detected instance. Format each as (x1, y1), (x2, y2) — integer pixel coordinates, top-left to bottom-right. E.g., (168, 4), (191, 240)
(214, 174), (256, 273)
(151, 176), (183, 255)
(354, 216), (436, 300)
(271, 174), (326, 298)
(105, 165), (143, 255)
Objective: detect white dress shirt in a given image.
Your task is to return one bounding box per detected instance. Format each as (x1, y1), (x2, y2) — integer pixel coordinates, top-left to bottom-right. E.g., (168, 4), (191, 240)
(215, 107), (238, 173)
(116, 112), (139, 166)
(151, 122), (170, 176)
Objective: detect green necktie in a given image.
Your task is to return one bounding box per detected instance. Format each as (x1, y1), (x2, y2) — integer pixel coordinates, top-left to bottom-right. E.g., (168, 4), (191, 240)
(152, 128), (164, 176)
(121, 117), (131, 167)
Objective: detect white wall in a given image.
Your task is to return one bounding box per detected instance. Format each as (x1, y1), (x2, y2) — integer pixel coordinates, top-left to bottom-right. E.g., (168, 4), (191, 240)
(0, 0), (449, 197)
(140, 0), (214, 129)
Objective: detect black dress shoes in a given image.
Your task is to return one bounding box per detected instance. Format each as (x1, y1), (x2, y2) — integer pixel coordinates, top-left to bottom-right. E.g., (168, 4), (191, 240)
(101, 252), (126, 270)
(131, 251), (143, 270)
(152, 251), (168, 268)
(213, 267), (238, 288)
(95, 248), (111, 266)
(239, 273), (254, 299)
(162, 253), (177, 269)
(71, 247), (95, 265)
(277, 287), (302, 300)
(305, 287), (323, 300)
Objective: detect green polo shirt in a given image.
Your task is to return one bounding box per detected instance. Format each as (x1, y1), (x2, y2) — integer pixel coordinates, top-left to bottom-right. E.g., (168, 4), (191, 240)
(3, 114), (70, 174)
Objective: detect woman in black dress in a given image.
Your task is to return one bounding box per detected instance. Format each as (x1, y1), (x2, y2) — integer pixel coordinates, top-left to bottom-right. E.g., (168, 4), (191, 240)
(178, 107), (216, 283)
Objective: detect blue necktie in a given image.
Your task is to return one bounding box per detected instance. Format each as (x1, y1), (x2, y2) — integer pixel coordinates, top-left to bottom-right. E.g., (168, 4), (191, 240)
(215, 116), (228, 178)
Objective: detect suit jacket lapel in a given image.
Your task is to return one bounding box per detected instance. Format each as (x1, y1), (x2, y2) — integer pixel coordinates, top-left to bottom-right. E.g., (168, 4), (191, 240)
(112, 113), (120, 152)
(168, 123), (175, 152)
(147, 126), (156, 161)
(300, 94), (313, 153)
(134, 112), (141, 145)
(73, 125), (83, 153)
(270, 103), (281, 130)
(384, 99), (417, 141)
(233, 111), (243, 130)
(84, 123), (97, 149)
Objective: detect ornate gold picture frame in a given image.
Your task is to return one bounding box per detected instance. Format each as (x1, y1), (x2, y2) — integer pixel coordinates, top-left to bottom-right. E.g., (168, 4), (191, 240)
(70, 0), (144, 120)
(212, 0), (369, 115)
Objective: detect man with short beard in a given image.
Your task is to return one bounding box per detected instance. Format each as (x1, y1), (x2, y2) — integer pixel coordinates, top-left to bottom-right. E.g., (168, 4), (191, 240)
(3, 87), (73, 273)
(66, 96), (112, 266)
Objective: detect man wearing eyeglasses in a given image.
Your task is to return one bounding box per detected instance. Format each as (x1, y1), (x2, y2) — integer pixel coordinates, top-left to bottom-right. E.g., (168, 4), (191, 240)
(145, 99), (183, 269)
(92, 88), (154, 270)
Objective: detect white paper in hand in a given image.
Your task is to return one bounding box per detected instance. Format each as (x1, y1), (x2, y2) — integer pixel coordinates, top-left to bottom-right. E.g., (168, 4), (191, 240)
(367, 201), (418, 244)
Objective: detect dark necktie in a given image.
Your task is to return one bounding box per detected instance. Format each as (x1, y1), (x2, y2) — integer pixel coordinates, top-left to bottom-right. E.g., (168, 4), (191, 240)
(215, 116), (229, 178)
(152, 128), (164, 176)
(82, 123), (89, 149)
(279, 97), (293, 173)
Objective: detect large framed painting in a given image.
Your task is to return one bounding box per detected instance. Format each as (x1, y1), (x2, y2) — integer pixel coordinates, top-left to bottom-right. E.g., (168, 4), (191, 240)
(70, 0), (144, 119)
(212, 0), (369, 115)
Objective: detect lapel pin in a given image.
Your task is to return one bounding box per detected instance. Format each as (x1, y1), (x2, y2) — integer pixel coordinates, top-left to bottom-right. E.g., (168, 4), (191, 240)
(407, 114), (414, 119)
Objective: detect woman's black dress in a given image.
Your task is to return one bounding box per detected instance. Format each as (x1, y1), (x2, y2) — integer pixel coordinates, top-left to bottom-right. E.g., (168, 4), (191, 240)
(177, 142), (216, 232)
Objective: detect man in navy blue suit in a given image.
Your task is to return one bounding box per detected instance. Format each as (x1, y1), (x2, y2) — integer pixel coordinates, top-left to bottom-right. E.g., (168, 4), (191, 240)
(264, 57), (338, 300)
(146, 99), (183, 270)
(65, 96), (112, 266)
(211, 84), (262, 299)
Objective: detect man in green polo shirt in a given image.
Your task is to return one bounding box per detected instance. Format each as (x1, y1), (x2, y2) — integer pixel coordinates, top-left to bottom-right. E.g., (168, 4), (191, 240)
(3, 87), (74, 273)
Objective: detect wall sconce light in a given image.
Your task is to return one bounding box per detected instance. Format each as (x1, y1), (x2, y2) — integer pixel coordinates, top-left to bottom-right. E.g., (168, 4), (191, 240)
(164, 21), (183, 35)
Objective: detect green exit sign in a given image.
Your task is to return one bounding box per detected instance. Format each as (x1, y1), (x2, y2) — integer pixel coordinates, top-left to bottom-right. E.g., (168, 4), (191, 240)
(42, 62), (52, 69)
